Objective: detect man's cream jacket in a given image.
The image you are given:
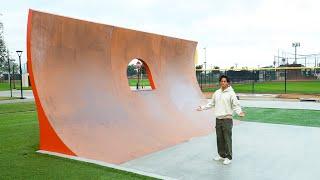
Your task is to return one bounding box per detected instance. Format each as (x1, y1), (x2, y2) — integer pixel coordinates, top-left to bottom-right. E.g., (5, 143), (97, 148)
(201, 86), (242, 119)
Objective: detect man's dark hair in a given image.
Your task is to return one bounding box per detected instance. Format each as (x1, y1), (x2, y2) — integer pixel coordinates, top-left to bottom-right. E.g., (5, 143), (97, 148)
(219, 75), (230, 83)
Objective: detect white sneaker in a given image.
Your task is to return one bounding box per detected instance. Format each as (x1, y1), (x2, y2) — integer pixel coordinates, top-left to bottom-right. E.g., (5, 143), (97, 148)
(214, 155), (225, 161)
(223, 158), (232, 165)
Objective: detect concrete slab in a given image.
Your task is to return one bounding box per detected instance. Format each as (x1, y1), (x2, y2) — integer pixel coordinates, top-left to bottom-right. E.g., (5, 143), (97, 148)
(121, 122), (320, 180)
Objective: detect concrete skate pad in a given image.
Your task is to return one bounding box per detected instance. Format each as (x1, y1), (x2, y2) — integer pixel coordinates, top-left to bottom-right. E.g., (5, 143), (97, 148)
(27, 10), (214, 164)
(121, 121), (320, 180)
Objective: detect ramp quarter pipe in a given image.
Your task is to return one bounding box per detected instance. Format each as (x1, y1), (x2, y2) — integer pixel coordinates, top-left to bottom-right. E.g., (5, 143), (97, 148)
(27, 9), (213, 164)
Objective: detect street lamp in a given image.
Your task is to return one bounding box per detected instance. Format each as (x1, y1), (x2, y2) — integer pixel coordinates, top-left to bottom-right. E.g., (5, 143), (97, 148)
(11, 59), (15, 89)
(16, 50), (24, 99)
(135, 60), (142, 90)
(292, 42), (300, 64)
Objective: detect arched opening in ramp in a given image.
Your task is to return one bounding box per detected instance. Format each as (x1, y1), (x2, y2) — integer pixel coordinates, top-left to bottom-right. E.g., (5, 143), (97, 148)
(127, 59), (155, 91)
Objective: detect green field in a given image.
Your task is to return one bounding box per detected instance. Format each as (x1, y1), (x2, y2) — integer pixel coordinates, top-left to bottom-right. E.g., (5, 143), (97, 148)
(203, 81), (320, 94)
(0, 81), (32, 91)
(128, 78), (151, 86)
(239, 107), (320, 127)
(2, 80), (319, 94)
(0, 102), (153, 179)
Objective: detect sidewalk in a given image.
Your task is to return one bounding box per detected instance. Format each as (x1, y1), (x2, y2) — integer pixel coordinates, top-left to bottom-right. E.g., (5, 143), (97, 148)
(0, 90), (34, 98)
(0, 90), (34, 104)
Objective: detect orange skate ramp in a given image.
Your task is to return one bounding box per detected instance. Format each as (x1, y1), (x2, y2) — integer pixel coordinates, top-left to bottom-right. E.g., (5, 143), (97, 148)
(27, 9), (213, 164)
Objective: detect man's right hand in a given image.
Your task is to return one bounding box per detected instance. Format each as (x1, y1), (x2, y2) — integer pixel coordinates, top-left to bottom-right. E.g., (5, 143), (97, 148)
(239, 112), (245, 117)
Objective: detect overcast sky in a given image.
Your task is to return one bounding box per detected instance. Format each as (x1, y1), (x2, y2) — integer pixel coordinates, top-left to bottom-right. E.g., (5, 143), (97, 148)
(1, 0), (320, 68)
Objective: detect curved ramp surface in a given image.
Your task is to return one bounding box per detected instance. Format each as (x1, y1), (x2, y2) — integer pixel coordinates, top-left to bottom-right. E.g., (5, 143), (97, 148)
(27, 9), (213, 164)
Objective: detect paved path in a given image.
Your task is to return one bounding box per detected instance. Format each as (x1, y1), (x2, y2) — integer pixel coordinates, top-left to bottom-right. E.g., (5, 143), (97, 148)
(0, 90), (34, 104)
(0, 90), (34, 98)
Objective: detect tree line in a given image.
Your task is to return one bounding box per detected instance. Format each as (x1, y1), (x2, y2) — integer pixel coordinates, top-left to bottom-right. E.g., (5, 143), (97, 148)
(0, 19), (18, 78)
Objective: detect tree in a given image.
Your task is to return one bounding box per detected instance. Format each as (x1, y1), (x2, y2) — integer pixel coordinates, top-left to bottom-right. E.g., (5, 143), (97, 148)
(10, 59), (18, 74)
(0, 20), (8, 73)
(195, 65), (203, 77)
(127, 64), (137, 77)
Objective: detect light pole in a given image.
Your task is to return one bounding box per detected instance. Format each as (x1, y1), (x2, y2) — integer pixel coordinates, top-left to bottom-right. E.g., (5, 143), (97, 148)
(292, 42), (300, 64)
(16, 50), (24, 99)
(203, 47), (207, 86)
(6, 51), (12, 97)
(11, 59), (15, 89)
(135, 60), (142, 90)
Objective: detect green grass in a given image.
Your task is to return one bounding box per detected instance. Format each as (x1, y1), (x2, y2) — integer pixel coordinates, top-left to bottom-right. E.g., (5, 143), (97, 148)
(128, 79), (151, 86)
(0, 81), (32, 91)
(203, 81), (320, 94)
(238, 107), (320, 127)
(0, 102), (154, 179)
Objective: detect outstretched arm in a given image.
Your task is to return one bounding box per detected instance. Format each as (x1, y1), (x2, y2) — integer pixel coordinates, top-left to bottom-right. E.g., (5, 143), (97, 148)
(197, 93), (215, 111)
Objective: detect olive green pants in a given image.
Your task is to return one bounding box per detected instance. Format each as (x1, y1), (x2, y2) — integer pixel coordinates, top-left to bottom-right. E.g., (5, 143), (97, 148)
(215, 118), (233, 160)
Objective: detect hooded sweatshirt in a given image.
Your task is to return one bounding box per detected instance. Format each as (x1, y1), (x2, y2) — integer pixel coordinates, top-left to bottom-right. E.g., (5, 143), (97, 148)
(201, 86), (242, 119)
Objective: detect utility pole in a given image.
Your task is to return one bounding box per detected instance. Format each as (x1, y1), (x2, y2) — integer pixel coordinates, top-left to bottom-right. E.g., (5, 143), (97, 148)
(16, 50), (24, 99)
(305, 57), (307, 67)
(278, 48), (280, 66)
(12, 60), (15, 89)
(292, 42), (300, 64)
(203, 47), (207, 86)
(7, 50), (12, 97)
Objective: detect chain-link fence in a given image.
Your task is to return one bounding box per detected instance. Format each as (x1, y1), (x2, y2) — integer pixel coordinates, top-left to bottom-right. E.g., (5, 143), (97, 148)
(196, 67), (320, 94)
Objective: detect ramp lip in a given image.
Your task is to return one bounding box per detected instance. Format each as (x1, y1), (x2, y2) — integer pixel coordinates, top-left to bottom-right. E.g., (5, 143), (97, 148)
(28, 9), (197, 44)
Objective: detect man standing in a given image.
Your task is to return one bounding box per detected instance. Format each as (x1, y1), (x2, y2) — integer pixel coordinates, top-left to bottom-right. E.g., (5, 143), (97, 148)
(197, 75), (245, 165)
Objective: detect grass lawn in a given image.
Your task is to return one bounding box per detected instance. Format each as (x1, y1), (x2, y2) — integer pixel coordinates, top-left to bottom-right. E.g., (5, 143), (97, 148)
(203, 81), (320, 94)
(0, 102), (154, 179)
(0, 82), (32, 91)
(128, 79), (150, 86)
(239, 107), (320, 127)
